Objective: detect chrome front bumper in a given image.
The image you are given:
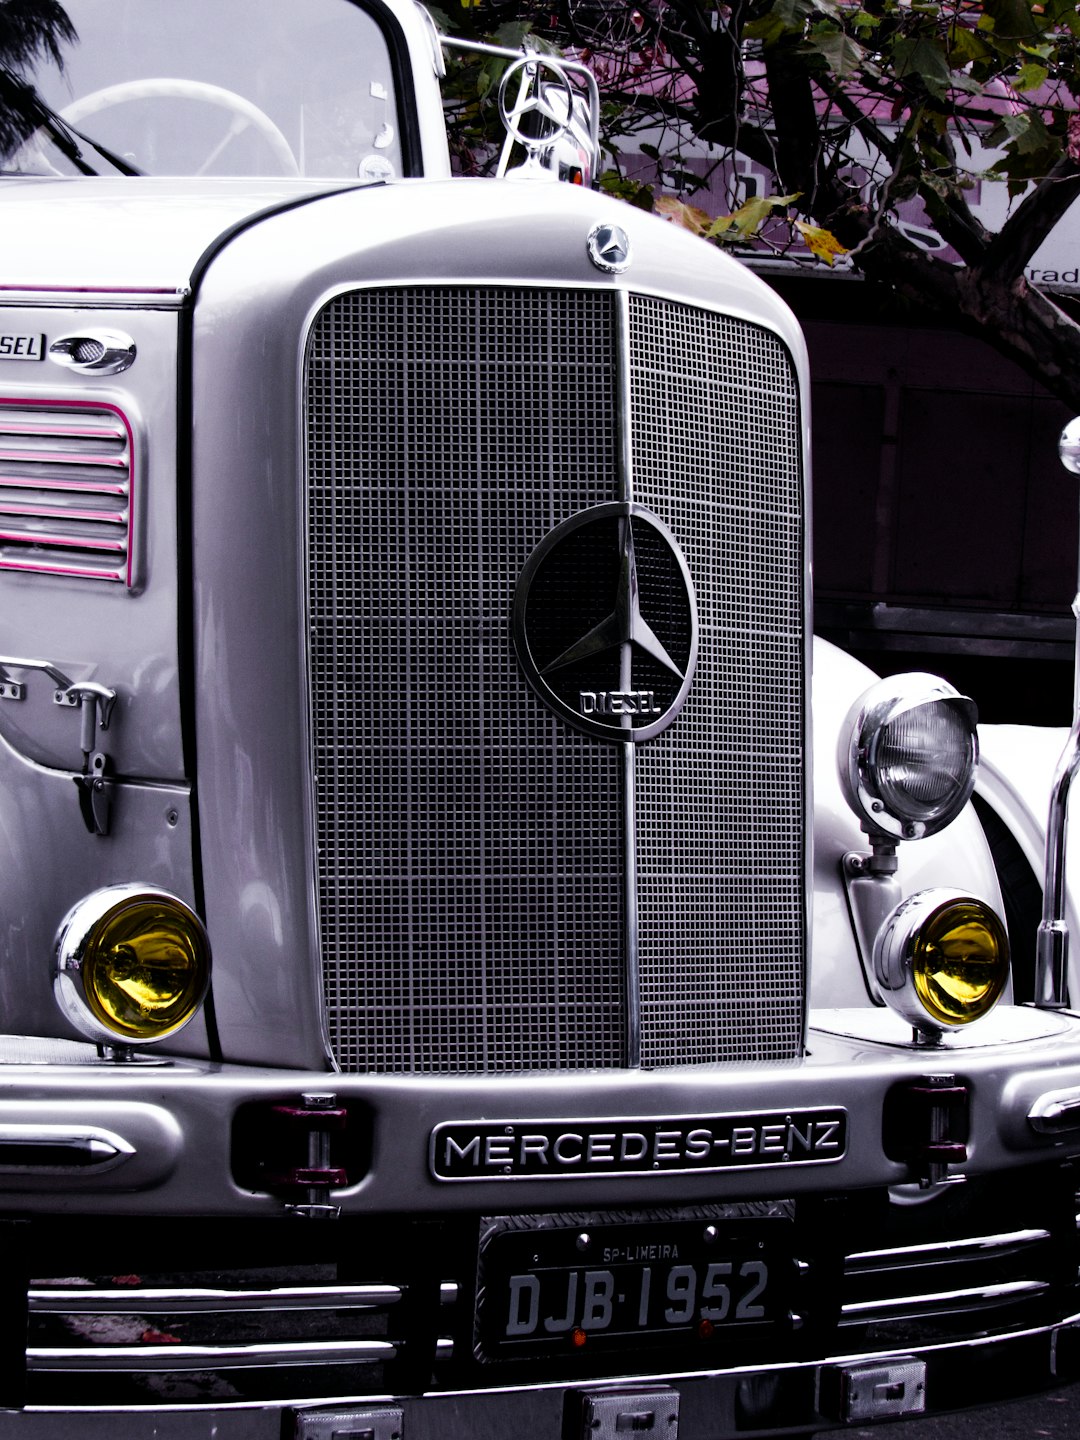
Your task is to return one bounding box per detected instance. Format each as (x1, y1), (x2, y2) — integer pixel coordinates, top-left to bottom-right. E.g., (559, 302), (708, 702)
(2, 1317), (1080, 1437)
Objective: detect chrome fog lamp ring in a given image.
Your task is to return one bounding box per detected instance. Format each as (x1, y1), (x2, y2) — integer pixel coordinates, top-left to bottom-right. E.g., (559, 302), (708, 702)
(839, 673), (978, 841)
(54, 884), (211, 1047)
(874, 889), (1009, 1038)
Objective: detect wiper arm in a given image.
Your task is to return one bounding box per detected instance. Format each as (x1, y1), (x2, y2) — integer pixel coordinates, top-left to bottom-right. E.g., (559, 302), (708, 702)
(36, 99), (143, 177)
(52, 109), (144, 177)
(0, 68), (142, 176)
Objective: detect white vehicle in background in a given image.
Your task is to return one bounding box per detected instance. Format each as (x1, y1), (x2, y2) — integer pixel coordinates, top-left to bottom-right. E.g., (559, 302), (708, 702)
(1, 3), (1080, 1437)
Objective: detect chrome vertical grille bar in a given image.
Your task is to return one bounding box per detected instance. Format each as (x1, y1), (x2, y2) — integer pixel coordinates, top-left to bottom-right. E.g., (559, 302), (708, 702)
(616, 291), (641, 1069)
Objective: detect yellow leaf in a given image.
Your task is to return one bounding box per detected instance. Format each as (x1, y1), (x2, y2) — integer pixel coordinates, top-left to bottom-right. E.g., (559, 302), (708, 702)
(654, 196), (713, 236)
(794, 221), (849, 266)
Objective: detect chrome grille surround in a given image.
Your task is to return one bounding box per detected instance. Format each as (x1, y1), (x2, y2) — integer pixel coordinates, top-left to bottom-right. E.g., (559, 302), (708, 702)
(304, 285), (805, 1073)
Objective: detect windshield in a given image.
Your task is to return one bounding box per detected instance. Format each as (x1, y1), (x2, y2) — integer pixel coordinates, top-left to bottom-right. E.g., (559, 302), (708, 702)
(1, 0), (405, 180)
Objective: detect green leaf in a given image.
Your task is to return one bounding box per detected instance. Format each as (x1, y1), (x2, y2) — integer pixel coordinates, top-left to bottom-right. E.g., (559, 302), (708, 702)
(1012, 62), (1049, 93)
(1001, 109), (1053, 155)
(1042, 0), (1080, 30)
(947, 25), (992, 68)
(492, 20), (534, 50)
(598, 171), (655, 211)
(982, 0), (1040, 45)
(805, 24), (867, 77)
(890, 35), (953, 99)
(743, 0), (814, 47)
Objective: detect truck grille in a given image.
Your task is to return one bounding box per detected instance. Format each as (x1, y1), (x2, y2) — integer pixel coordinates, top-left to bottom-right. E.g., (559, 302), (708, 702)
(0, 399), (134, 584)
(304, 286), (804, 1073)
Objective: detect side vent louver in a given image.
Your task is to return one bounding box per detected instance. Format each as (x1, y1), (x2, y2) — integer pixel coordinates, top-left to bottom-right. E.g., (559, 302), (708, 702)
(0, 399), (135, 585)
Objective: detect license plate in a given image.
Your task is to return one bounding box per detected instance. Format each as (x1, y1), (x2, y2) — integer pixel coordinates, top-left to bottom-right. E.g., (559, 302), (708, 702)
(476, 1214), (790, 1361)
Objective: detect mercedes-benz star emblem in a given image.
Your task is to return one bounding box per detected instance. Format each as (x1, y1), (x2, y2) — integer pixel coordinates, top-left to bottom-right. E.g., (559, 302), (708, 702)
(587, 222), (631, 273)
(513, 503), (698, 743)
(498, 56), (576, 155)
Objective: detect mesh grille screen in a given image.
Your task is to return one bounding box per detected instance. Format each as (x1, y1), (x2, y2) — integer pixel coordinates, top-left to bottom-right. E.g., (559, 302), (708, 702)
(629, 295), (805, 1063)
(306, 288), (625, 1073)
(305, 286), (804, 1073)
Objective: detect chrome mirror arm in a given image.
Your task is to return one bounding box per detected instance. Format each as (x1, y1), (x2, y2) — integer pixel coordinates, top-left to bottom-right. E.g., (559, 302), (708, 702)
(1035, 417), (1080, 1007)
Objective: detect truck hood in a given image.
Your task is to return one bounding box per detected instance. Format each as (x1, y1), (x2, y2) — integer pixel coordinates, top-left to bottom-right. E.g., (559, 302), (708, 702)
(0, 176), (353, 298)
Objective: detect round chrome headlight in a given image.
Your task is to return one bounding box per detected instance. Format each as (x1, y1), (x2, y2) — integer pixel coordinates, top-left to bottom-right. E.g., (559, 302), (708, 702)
(55, 885), (211, 1046)
(874, 889), (1009, 1035)
(839, 674), (978, 840)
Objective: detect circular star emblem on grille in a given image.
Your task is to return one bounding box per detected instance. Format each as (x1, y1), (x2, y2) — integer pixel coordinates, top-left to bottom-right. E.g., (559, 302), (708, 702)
(513, 503), (698, 743)
(587, 222), (631, 273)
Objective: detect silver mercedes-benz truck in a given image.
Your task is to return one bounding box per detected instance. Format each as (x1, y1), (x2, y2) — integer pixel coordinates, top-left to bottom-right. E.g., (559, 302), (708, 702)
(3, 2), (1080, 1436)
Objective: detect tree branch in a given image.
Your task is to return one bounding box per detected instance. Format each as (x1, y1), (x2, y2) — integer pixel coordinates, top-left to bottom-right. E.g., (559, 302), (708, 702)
(852, 222), (1080, 412)
(983, 153), (1080, 282)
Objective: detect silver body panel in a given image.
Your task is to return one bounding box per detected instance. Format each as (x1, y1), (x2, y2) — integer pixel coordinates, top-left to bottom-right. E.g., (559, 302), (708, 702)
(0, 178), (340, 298)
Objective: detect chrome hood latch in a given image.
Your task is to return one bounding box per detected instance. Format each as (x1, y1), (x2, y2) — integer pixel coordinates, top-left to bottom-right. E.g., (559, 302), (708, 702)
(0, 659), (116, 836)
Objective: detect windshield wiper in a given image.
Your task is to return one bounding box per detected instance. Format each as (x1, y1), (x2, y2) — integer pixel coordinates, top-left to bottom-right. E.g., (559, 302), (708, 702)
(1, 68), (142, 176)
(42, 104), (142, 176)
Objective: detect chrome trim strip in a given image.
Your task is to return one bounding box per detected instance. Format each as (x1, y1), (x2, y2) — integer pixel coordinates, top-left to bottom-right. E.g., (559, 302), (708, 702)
(14, 1319), (1080, 1416)
(1030, 1087), (1080, 1133)
(28, 1284), (403, 1315)
(0, 288), (188, 310)
(0, 1124), (134, 1173)
(840, 1278), (1049, 1321)
(846, 1228), (1052, 1270)
(18, 1310), (1080, 1414)
(26, 1340), (397, 1373)
(0, 447), (127, 469)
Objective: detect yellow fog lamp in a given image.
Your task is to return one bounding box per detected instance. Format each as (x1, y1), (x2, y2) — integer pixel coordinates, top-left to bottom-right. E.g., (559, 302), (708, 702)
(839, 674), (978, 842)
(54, 885), (211, 1046)
(874, 890), (1009, 1040)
